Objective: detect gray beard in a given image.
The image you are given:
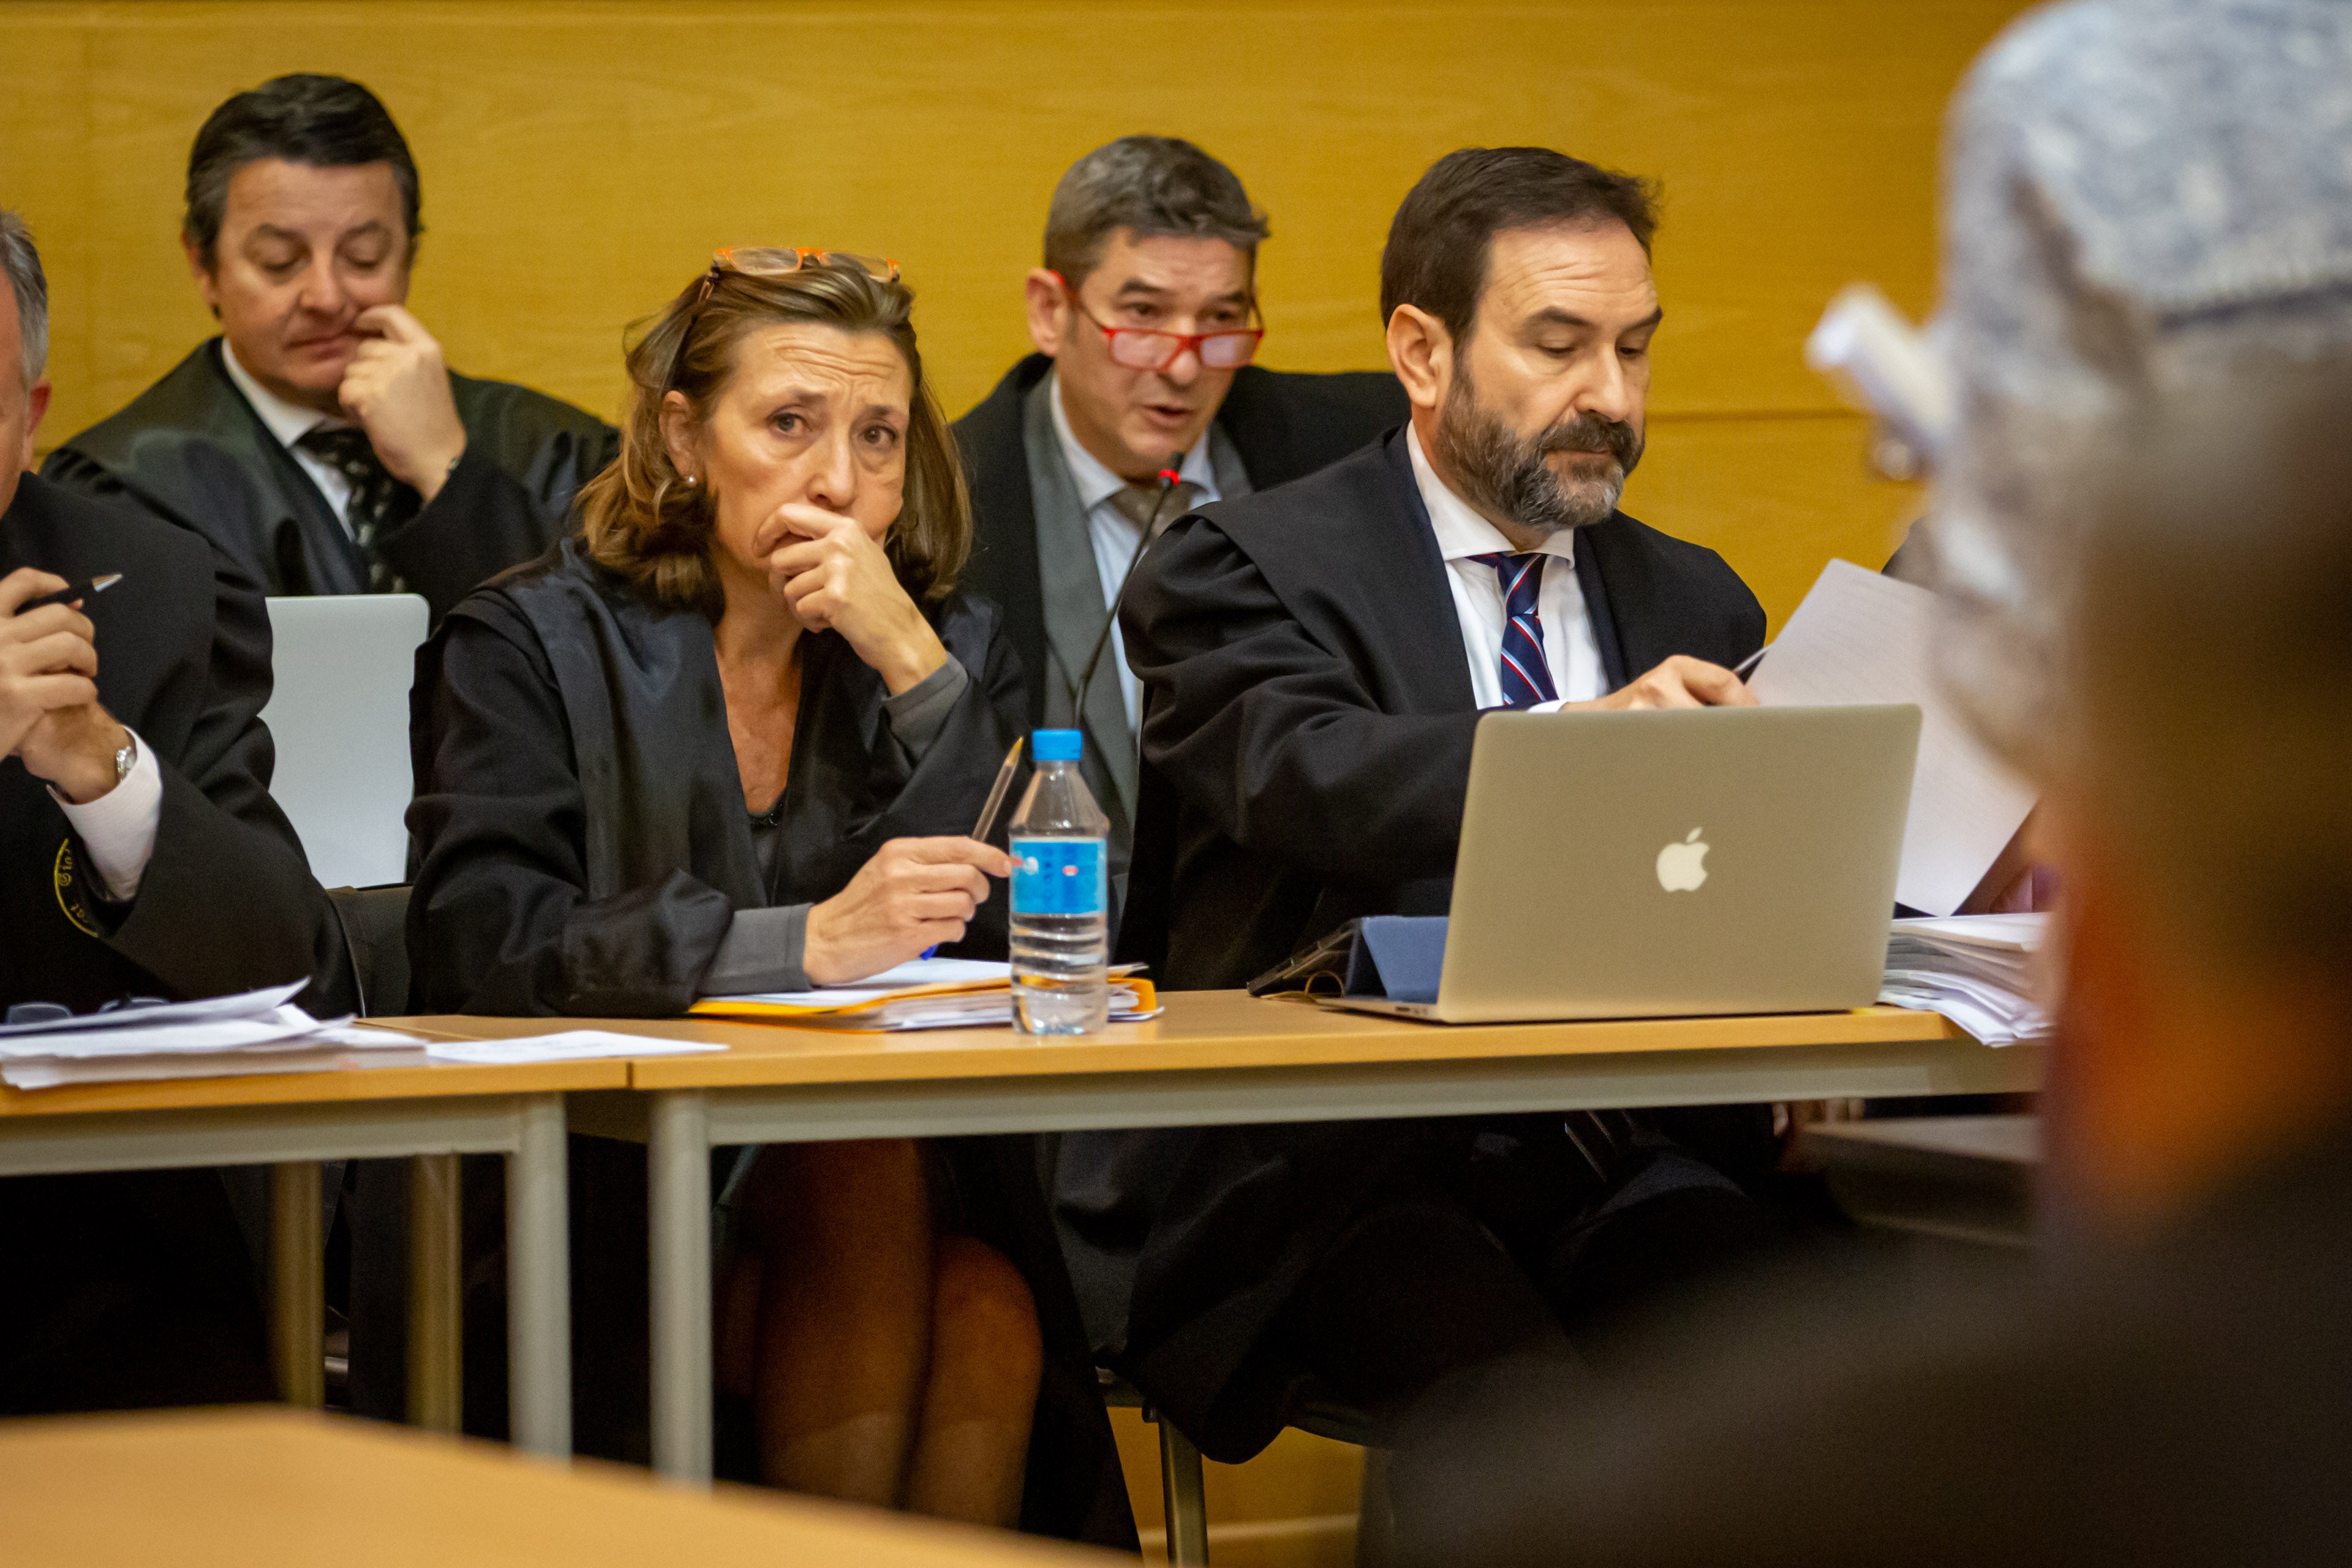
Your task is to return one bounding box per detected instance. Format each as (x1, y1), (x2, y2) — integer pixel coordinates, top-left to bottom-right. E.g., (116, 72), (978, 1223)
(1431, 372), (1643, 536)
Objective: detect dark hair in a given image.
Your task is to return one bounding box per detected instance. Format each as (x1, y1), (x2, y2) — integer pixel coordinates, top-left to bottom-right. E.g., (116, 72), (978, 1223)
(184, 74), (421, 266)
(576, 258), (971, 617)
(1044, 135), (1270, 288)
(1380, 147), (1659, 344)
(0, 210), (46, 390)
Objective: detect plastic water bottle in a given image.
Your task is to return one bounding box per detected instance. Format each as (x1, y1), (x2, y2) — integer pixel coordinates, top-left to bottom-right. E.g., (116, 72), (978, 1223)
(1009, 729), (1110, 1035)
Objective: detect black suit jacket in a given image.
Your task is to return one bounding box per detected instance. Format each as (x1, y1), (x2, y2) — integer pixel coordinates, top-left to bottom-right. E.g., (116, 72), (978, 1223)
(952, 353), (1411, 731)
(42, 338), (617, 624)
(1, 472), (352, 1014)
(1390, 1129), (2352, 1568)
(1121, 429), (1767, 989)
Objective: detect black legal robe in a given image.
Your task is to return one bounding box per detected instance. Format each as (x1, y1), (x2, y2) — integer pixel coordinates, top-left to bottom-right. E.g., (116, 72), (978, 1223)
(952, 352), (1410, 732)
(1072, 431), (1768, 1455)
(404, 540), (1133, 1546)
(41, 337), (617, 624)
(2, 472), (353, 1414)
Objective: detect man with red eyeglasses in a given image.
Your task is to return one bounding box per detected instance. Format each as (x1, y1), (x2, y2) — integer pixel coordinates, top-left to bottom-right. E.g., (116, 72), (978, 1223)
(954, 137), (1405, 884)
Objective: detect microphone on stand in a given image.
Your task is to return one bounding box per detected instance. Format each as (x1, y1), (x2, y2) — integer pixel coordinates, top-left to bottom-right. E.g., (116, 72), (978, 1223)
(1067, 453), (1189, 724)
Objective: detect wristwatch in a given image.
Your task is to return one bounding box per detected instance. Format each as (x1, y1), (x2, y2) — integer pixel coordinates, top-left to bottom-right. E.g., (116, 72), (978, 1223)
(113, 731), (138, 786)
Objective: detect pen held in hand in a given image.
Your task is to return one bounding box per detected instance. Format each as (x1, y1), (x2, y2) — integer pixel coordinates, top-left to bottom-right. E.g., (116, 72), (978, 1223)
(1733, 643), (1771, 680)
(970, 736), (1025, 845)
(17, 573), (123, 614)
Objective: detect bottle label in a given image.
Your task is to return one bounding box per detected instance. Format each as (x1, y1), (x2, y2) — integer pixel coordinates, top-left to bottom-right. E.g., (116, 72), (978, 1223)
(1010, 837), (1106, 917)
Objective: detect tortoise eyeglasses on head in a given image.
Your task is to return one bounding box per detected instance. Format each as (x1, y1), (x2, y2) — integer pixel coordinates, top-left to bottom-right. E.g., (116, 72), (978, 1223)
(665, 247), (905, 393)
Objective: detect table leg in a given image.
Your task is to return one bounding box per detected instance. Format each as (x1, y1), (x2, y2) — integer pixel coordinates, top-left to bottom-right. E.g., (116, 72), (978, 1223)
(648, 1090), (713, 1482)
(268, 1161), (325, 1408)
(407, 1153), (463, 1433)
(507, 1094), (572, 1457)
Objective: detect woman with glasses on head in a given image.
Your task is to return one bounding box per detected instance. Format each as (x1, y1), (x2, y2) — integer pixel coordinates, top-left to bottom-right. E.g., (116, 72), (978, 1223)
(407, 251), (1121, 1537)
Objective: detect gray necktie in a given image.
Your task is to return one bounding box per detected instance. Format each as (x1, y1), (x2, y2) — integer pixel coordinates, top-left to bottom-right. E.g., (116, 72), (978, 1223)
(296, 426), (416, 592)
(1108, 479), (1202, 539)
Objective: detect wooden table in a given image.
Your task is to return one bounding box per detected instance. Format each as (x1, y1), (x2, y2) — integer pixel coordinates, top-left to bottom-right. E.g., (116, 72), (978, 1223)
(0, 1055), (625, 1455)
(398, 990), (2041, 1480)
(0, 1406), (1108, 1568)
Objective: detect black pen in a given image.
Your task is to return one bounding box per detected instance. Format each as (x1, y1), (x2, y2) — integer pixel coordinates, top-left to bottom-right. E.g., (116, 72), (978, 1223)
(16, 573), (123, 613)
(1733, 643), (1770, 679)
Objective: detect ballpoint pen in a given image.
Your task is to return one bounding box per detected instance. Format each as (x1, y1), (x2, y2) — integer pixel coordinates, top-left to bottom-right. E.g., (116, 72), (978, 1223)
(15, 573), (123, 613)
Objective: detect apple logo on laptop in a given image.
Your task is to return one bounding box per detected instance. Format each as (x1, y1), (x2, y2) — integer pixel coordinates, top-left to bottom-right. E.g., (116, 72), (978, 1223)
(1656, 828), (1709, 892)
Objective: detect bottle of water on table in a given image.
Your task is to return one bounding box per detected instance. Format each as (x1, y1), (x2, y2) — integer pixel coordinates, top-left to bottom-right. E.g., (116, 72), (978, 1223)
(1009, 728), (1110, 1035)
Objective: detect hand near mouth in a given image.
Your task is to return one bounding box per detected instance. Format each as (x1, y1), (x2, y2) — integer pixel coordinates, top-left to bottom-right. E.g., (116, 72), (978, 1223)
(338, 305), (469, 501)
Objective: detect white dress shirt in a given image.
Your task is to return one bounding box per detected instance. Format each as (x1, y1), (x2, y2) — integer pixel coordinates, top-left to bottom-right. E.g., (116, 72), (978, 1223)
(220, 339), (360, 534)
(1049, 376), (1223, 734)
(1406, 423), (1604, 710)
(54, 727), (162, 902)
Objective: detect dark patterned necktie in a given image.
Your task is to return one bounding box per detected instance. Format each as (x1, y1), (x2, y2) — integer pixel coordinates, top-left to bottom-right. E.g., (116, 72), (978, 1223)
(1472, 551), (1559, 706)
(1108, 478), (1202, 540)
(296, 426), (417, 591)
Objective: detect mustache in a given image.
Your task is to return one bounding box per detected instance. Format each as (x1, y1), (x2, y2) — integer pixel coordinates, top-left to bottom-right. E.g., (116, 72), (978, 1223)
(1534, 412), (1642, 470)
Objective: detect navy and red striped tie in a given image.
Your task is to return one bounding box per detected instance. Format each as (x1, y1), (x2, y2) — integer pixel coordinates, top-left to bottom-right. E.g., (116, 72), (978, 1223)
(1474, 551), (1557, 707)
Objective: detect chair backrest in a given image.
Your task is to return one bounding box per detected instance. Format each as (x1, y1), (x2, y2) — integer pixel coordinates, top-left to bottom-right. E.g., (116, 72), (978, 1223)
(258, 594), (429, 889)
(327, 884), (413, 1017)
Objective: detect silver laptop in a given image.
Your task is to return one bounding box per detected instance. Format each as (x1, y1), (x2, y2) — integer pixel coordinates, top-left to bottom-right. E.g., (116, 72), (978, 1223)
(1326, 704), (1920, 1022)
(257, 594), (429, 889)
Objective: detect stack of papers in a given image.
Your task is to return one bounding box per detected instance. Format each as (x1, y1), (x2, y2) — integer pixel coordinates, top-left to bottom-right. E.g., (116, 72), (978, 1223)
(690, 958), (1162, 1032)
(1880, 913), (2051, 1046)
(0, 982), (425, 1090)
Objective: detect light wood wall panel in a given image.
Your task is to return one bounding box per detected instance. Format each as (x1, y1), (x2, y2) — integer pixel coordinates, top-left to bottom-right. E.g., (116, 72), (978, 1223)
(3, 0), (2022, 626)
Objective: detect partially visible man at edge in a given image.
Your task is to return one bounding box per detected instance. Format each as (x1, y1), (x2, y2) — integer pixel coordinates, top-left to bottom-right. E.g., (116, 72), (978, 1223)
(2, 209), (353, 1414)
(42, 74), (614, 624)
(952, 135), (1406, 888)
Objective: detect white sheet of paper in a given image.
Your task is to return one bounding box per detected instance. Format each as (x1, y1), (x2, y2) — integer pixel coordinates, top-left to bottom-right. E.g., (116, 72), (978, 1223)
(424, 1031), (728, 1065)
(1750, 560), (2037, 916)
(0, 979), (307, 1038)
(0, 1006), (337, 1060)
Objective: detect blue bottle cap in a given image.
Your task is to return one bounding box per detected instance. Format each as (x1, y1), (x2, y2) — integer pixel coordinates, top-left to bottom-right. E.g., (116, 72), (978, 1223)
(1031, 728), (1083, 763)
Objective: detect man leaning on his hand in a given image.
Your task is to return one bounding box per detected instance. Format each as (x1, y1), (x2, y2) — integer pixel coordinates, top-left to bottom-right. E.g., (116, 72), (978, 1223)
(41, 74), (616, 623)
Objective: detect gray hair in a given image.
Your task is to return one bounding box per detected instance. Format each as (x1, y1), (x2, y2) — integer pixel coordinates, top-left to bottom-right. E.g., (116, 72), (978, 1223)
(0, 210), (47, 390)
(1042, 136), (1270, 288)
(1922, 0), (2352, 777)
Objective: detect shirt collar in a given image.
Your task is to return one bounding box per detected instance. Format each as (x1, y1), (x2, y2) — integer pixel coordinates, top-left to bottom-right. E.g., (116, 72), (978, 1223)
(1406, 422), (1576, 567)
(1049, 372), (1221, 513)
(219, 337), (348, 451)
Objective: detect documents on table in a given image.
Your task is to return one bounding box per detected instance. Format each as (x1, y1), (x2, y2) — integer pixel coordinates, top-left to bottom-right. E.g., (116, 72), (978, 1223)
(692, 957), (1162, 1031)
(0, 982), (425, 1089)
(1749, 559), (2038, 916)
(422, 1031), (725, 1065)
(1880, 912), (2050, 1046)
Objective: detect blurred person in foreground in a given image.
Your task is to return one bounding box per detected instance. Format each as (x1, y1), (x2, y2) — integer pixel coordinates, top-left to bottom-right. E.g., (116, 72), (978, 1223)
(405, 250), (1126, 1540)
(2, 211), (350, 1412)
(1390, 2), (2352, 1561)
(42, 74), (614, 622)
